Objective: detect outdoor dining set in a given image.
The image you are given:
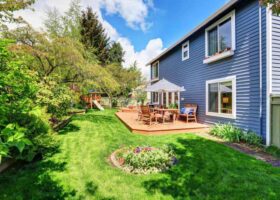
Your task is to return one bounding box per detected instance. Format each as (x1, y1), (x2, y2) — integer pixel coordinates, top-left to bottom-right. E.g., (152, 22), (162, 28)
(138, 104), (198, 126)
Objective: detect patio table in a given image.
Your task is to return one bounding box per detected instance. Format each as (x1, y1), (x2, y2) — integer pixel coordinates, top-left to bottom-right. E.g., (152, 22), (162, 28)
(154, 108), (179, 123)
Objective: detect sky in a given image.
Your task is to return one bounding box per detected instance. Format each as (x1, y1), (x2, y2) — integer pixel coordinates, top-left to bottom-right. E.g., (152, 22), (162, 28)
(14, 0), (230, 78)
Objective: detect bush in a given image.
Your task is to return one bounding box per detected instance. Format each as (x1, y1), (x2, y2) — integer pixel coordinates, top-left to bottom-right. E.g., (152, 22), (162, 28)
(265, 146), (280, 159)
(0, 39), (56, 163)
(210, 123), (263, 146)
(116, 145), (177, 174)
(241, 131), (263, 146)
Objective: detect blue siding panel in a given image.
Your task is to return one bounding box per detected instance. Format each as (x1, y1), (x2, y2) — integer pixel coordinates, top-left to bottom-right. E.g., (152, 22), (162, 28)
(272, 15), (280, 93)
(154, 0), (266, 137)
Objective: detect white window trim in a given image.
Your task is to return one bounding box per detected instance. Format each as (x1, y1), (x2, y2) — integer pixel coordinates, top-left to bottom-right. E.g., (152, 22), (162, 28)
(205, 76), (236, 119)
(182, 41), (190, 61)
(151, 61), (159, 82)
(204, 10), (236, 64)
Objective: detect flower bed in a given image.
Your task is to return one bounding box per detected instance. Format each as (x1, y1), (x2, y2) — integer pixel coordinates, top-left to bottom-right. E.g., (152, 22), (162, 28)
(110, 146), (177, 174)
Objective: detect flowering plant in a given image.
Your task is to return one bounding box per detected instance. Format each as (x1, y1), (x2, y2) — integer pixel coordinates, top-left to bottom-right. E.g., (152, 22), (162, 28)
(115, 145), (177, 174)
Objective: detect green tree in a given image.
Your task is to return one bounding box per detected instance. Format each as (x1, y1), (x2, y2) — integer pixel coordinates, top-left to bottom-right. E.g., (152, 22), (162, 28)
(108, 42), (125, 64)
(44, 8), (63, 38)
(0, 39), (39, 162)
(106, 62), (143, 102)
(0, 0), (35, 23)
(44, 0), (82, 40)
(260, 0), (280, 15)
(5, 26), (87, 83)
(81, 63), (120, 108)
(80, 7), (110, 65)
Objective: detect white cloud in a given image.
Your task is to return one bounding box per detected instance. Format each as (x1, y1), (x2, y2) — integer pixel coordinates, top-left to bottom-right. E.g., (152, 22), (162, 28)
(117, 38), (165, 79)
(98, 0), (153, 31)
(13, 0), (164, 79)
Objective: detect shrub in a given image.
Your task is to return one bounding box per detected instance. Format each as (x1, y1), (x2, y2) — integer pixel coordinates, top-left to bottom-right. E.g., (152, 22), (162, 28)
(116, 145), (177, 174)
(265, 146), (280, 159)
(210, 123), (263, 146)
(0, 39), (56, 163)
(241, 131), (263, 146)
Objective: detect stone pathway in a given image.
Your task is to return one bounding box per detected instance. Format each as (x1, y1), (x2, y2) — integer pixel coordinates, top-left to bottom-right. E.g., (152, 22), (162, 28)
(194, 132), (280, 167)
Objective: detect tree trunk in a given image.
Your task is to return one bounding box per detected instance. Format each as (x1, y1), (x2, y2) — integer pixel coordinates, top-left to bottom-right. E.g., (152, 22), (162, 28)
(108, 96), (112, 109)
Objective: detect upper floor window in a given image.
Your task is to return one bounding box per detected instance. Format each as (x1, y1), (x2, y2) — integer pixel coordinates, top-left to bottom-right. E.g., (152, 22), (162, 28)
(182, 41), (190, 61)
(204, 10), (235, 64)
(151, 61), (159, 80)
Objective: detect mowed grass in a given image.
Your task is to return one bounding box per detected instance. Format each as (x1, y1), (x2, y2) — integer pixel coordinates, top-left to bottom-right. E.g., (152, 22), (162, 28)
(0, 110), (280, 200)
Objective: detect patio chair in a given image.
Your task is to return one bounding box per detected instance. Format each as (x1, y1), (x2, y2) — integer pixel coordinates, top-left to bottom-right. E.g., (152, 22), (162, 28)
(179, 104), (198, 123)
(137, 105), (142, 121)
(140, 106), (161, 125)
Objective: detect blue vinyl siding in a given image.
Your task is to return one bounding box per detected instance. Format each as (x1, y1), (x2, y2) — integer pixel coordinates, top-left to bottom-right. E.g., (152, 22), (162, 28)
(152, 0), (267, 137)
(272, 14), (280, 93)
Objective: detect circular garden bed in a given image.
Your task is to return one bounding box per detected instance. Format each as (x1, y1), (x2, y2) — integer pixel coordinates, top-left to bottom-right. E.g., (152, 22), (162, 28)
(110, 146), (177, 174)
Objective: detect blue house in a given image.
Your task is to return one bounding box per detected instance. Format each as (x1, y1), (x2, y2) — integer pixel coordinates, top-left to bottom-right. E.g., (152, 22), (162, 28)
(146, 0), (280, 147)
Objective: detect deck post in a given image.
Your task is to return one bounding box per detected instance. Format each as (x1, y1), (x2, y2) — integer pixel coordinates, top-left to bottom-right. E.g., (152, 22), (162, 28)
(178, 91), (180, 109)
(166, 92), (169, 107)
(172, 92), (175, 104)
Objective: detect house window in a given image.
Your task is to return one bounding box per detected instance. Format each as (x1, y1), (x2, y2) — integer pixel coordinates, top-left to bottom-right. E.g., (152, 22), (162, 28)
(151, 92), (159, 104)
(151, 61), (159, 80)
(204, 10), (235, 63)
(206, 76), (236, 118)
(182, 41), (190, 60)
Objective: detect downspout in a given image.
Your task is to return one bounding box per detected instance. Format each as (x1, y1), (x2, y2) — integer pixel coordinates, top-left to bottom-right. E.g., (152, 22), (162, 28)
(266, 6), (272, 146)
(259, 6), (263, 136)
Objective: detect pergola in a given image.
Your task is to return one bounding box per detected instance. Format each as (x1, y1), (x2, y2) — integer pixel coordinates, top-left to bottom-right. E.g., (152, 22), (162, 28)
(146, 79), (185, 108)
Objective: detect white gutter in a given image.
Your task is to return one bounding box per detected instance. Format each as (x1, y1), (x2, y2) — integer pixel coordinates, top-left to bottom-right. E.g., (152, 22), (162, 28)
(146, 0), (239, 66)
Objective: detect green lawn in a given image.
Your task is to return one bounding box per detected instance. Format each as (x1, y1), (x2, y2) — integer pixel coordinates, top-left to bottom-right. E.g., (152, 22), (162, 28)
(0, 110), (280, 200)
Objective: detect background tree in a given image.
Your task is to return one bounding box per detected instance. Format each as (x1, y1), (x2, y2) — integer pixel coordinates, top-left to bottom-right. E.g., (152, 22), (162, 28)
(80, 7), (110, 65)
(106, 62), (143, 106)
(5, 26), (87, 83)
(108, 42), (125, 64)
(0, 0), (35, 23)
(81, 63), (121, 108)
(0, 39), (51, 163)
(44, 0), (82, 40)
(260, 0), (280, 15)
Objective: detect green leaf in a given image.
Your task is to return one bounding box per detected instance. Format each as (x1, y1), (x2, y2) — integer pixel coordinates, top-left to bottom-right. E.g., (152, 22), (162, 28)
(15, 142), (25, 153)
(22, 138), (32, 146)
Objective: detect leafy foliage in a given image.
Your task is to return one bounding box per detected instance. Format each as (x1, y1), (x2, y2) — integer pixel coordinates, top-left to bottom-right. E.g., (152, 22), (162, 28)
(0, 39), (53, 162)
(44, 0), (82, 40)
(260, 0), (280, 15)
(0, 0), (35, 23)
(0, 0), (144, 163)
(265, 145), (280, 158)
(210, 123), (263, 146)
(81, 7), (110, 65)
(134, 86), (147, 105)
(108, 42), (125, 64)
(37, 79), (74, 119)
(0, 123), (32, 162)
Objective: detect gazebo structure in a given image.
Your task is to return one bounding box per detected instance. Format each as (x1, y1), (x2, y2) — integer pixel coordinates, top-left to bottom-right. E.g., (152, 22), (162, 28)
(146, 79), (185, 108)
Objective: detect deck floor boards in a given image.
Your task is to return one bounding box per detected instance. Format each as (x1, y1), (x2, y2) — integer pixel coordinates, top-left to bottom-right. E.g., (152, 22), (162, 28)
(116, 112), (209, 135)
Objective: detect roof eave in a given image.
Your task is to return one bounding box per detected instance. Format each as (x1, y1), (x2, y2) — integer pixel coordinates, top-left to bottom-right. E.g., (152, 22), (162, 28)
(145, 0), (239, 66)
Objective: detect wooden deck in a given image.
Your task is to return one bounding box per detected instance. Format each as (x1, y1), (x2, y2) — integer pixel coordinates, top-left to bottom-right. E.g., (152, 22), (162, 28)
(116, 112), (209, 135)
